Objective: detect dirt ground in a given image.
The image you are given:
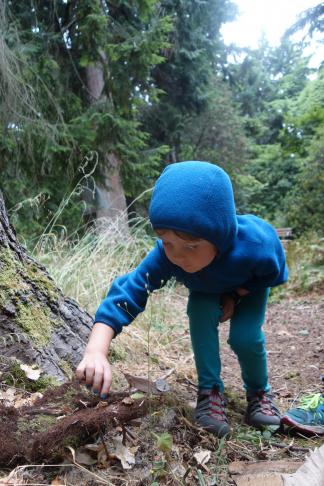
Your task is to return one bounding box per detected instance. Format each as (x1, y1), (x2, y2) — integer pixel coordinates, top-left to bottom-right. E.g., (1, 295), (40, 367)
(222, 295), (323, 401)
(1, 294), (323, 485)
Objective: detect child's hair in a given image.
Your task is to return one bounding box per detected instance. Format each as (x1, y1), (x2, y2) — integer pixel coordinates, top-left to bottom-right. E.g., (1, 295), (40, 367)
(155, 228), (201, 242)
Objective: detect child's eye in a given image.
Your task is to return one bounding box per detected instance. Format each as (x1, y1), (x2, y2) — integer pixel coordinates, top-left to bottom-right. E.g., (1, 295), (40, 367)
(186, 245), (197, 250)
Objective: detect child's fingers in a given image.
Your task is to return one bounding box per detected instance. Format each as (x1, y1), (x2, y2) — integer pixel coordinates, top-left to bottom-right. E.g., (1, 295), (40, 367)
(75, 362), (86, 381)
(220, 301), (234, 322)
(92, 366), (104, 393)
(220, 312), (229, 323)
(100, 368), (112, 397)
(85, 364), (96, 386)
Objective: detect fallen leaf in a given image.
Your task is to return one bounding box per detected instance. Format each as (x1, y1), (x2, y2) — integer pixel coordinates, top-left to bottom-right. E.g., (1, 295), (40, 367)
(0, 469), (27, 485)
(84, 443), (104, 453)
(15, 391), (43, 408)
(122, 396), (134, 405)
(124, 373), (170, 394)
(95, 400), (108, 408)
(0, 388), (15, 405)
(170, 461), (186, 478)
(194, 449), (211, 466)
(74, 448), (98, 466)
(124, 373), (155, 393)
(130, 392), (145, 399)
(20, 364), (41, 380)
(51, 477), (64, 485)
(111, 435), (136, 470)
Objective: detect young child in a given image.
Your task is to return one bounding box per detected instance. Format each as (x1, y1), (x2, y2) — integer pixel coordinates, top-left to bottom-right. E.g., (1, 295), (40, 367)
(76, 161), (288, 438)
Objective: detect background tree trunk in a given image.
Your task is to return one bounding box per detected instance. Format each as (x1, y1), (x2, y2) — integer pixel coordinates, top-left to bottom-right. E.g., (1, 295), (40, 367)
(0, 193), (92, 382)
(85, 63), (128, 224)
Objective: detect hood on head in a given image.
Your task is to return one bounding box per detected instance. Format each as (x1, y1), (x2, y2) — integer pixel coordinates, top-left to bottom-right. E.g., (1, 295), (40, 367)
(149, 161), (238, 255)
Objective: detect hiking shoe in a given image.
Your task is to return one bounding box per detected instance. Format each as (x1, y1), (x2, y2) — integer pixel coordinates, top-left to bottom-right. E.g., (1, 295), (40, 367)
(194, 387), (231, 438)
(246, 391), (281, 427)
(281, 393), (324, 435)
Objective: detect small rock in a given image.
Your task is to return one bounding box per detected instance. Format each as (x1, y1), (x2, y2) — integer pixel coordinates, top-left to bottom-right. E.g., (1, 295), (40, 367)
(298, 329), (309, 336)
(158, 408), (177, 429)
(155, 378), (170, 392)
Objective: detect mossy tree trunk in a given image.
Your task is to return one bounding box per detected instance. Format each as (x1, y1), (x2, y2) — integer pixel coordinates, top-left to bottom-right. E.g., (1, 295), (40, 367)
(0, 192), (92, 382)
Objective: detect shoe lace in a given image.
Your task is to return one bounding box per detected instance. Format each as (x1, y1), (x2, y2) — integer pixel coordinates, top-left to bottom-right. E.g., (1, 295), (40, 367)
(249, 392), (279, 417)
(208, 389), (227, 422)
(299, 393), (324, 411)
(313, 405), (324, 424)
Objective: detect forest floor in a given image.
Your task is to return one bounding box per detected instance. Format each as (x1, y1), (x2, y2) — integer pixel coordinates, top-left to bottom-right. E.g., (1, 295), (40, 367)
(1, 292), (323, 485)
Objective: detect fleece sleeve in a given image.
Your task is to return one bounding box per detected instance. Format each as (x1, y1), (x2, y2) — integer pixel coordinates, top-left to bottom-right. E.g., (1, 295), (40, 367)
(94, 242), (173, 336)
(242, 237), (288, 292)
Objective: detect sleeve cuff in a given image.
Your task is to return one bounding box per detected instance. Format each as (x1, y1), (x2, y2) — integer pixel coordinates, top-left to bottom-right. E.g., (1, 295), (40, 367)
(93, 320), (121, 337)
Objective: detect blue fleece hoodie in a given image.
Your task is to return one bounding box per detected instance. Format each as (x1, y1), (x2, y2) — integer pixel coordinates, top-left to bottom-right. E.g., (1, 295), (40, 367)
(95, 161), (288, 335)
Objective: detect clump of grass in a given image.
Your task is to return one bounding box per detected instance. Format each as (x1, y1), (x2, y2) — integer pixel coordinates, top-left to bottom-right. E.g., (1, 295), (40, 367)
(269, 233), (323, 302)
(285, 234), (324, 295)
(34, 212), (184, 378)
(34, 214), (154, 315)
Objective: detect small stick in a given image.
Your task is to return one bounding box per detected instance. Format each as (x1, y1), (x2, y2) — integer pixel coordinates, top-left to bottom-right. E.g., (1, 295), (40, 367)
(159, 354), (194, 380)
(124, 426), (137, 441)
(179, 415), (204, 432)
(227, 443), (255, 461)
(24, 408), (62, 416)
(99, 430), (110, 458)
(160, 368), (175, 380)
(272, 442), (310, 453)
(122, 425), (127, 446)
(184, 376), (198, 388)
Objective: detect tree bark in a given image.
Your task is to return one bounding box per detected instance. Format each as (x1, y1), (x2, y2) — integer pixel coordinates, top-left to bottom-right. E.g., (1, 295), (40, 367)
(0, 192), (92, 382)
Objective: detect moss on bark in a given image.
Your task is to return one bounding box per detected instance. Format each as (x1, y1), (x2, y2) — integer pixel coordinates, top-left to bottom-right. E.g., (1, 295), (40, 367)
(0, 247), (63, 346)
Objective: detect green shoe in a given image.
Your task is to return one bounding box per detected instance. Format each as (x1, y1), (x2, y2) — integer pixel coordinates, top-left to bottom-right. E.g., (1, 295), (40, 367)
(246, 391), (281, 428)
(195, 387), (231, 438)
(281, 393), (324, 435)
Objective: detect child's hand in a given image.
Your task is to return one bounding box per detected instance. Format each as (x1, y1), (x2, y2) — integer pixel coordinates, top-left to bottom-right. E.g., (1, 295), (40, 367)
(76, 351), (112, 398)
(236, 287), (249, 296)
(220, 294), (235, 322)
(76, 322), (114, 398)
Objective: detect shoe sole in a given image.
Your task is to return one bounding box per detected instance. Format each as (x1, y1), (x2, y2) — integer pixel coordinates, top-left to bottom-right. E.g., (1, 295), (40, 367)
(194, 418), (231, 438)
(245, 413), (281, 428)
(281, 415), (324, 435)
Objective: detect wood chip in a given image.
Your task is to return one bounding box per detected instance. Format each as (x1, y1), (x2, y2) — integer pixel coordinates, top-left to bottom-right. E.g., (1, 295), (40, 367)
(229, 460), (301, 476)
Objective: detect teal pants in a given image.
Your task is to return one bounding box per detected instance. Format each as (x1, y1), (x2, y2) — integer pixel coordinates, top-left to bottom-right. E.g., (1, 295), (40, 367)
(187, 288), (270, 393)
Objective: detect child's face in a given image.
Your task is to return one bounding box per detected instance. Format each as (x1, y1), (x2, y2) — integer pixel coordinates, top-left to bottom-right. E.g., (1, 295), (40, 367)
(156, 229), (218, 273)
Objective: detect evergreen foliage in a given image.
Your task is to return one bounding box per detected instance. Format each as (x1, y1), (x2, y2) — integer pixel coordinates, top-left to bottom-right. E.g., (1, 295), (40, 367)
(285, 2), (324, 39)
(0, 1), (322, 241)
(1, 1), (171, 241)
(282, 70), (324, 234)
(227, 36), (324, 234)
(141, 0), (238, 162)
